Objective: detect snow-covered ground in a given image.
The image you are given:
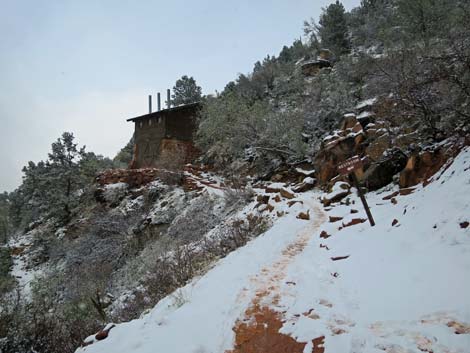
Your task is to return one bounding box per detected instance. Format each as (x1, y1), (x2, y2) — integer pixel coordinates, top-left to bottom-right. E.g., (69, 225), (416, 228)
(77, 147), (470, 353)
(6, 230), (43, 299)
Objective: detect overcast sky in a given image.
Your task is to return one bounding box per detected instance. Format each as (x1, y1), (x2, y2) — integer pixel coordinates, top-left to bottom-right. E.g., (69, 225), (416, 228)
(0, 0), (360, 192)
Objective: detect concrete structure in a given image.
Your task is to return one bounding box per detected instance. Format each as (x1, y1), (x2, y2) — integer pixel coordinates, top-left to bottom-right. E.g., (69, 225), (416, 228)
(127, 101), (201, 169)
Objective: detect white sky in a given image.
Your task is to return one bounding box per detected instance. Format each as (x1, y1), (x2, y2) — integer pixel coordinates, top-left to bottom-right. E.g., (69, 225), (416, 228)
(0, 0), (360, 192)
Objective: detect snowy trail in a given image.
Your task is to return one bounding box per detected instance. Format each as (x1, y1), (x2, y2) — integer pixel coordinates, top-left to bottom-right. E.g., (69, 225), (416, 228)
(78, 147), (470, 353)
(238, 202), (326, 310)
(78, 196), (328, 353)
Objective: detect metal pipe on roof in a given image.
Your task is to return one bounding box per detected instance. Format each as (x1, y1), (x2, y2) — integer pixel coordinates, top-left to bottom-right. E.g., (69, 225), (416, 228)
(148, 95), (152, 114)
(167, 89), (171, 109)
(157, 92), (161, 111)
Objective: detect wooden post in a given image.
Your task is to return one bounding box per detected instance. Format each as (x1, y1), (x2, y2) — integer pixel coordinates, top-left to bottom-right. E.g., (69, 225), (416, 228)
(351, 173), (375, 226)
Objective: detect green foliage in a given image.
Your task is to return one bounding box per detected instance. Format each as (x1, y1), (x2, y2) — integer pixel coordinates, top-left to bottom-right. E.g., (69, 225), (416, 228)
(0, 273), (102, 353)
(171, 75), (202, 106)
(0, 192), (11, 244)
(197, 93), (306, 165)
(349, 0), (398, 48)
(396, 0), (454, 45)
(80, 152), (115, 181)
(113, 135), (135, 168)
(305, 1), (351, 58)
(0, 247), (14, 293)
(10, 132), (118, 228)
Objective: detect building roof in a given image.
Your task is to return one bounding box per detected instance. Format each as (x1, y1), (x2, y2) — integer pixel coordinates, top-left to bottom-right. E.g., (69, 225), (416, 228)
(126, 102), (201, 122)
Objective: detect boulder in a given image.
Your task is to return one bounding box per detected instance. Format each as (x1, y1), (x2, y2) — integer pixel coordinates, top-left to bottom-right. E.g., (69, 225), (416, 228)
(366, 133), (392, 161)
(102, 182), (129, 207)
(315, 136), (360, 185)
(297, 211), (310, 220)
(362, 148), (407, 191)
(322, 182), (350, 206)
(256, 195), (270, 204)
(399, 148), (448, 188)
(280, 188), (295, 199)
(341, 114), (358, 130)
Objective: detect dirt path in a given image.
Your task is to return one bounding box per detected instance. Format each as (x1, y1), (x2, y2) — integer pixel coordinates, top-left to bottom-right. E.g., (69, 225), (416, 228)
(226, 202), (327, 353)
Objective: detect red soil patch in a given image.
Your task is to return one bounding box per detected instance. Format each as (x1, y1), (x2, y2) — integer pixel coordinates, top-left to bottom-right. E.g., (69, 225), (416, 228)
(227, 305), (308, 353)
(228, 205), (327, 353)
(228, 305), (325, 353)
(460, 221), (469, 229)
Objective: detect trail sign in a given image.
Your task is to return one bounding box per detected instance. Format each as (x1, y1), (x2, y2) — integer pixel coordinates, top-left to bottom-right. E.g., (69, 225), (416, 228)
(337, 155), (363, 175)
(337, 156), (375, 227)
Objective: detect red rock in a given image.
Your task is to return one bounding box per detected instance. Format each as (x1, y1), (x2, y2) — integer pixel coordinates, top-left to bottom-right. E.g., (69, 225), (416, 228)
(320, 231), (330, 239)
(256, 195), (270, 204)
(95, 324), (115, 341)
(399, 146), (461, 188)
(297, 211), (310, 220)
(391, 197), (398, 205)
(312, 336), (325, 353)
(382, 191), (399, 200)
(265, 186), (281, 193)
(392, 219), (399, 226)
(350, 209), (359, 214)
(342, 218), (366, 227)
(460, 221), (469, 229)
(280, 188), (295, 199)
(273, 195), (281, 203)
(447, 320), (470, 334)
(399, 187), (416, 196)
(329, 216), (343, 223)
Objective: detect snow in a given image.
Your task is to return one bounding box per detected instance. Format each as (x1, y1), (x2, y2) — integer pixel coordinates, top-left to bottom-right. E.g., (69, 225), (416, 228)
(357, 110), (374, 120)
(295, 167), (315, 176)
(356, 97), (377, 110)
(6, 231), (43, 299)
(303, 177), (315, 185)
(324, 181), (350, 201)
(77, 147), (470, 353)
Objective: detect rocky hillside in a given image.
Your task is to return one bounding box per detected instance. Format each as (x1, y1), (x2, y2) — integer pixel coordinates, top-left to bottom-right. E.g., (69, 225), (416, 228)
(75, 146), (470, 353)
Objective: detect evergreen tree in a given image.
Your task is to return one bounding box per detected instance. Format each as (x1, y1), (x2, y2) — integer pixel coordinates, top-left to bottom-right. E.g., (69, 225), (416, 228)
(306, 1), (351, 58)
(0, 192), (11, 244)
(396, 0), (456, 45)
(45, 132), (86, 223)
(171, 76), (202, 106)
(113, 136), (135, 168)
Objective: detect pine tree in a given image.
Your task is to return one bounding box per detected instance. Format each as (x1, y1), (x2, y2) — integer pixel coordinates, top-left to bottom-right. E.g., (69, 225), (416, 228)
(45, 132), (86, 223)
(171, 76), (202, 106)
(316, 1), (351, 57)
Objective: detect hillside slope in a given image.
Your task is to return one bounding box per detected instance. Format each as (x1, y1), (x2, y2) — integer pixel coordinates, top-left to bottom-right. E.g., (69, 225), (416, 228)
(78, 147), (470, 353)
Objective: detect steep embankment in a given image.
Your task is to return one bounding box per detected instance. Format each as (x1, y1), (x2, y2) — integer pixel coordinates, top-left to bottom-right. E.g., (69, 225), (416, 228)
(78, 147), (470, 353)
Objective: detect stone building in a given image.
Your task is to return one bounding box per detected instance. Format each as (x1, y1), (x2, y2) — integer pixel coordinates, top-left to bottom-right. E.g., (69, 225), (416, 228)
(127, 100), (201, 169)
